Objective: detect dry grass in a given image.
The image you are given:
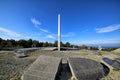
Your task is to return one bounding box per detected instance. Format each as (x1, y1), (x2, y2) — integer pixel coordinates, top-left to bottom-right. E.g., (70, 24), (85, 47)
(0, 53), (35, 80)
(112, 48), (120, 54)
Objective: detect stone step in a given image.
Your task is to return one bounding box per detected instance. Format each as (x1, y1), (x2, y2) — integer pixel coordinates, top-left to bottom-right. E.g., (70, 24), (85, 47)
(22, 55), (62, 80)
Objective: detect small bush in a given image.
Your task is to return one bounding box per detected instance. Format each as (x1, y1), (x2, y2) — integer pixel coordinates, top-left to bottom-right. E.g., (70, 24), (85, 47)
(98, 52), (103, 56)
(71, 76), (76, 80)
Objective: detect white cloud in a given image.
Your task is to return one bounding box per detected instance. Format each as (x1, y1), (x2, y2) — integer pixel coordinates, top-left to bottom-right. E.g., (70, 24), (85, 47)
(31, 18), (41, 26)
(0, 27), (21, 37)
(62, 32), (75, 37)
(31, 18), (50, 33)
(46, 35), (55, 39)
(40, 28), (49, 33)
(96, 24), (120, 33)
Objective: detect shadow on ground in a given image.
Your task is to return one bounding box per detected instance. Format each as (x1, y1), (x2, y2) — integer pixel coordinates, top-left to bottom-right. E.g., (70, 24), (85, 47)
(56, 63), (72, 80)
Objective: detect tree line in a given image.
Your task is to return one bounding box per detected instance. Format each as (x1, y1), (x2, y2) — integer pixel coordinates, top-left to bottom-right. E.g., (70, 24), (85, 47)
(0, 38), (74, 50)
(0, 38), (100, 50)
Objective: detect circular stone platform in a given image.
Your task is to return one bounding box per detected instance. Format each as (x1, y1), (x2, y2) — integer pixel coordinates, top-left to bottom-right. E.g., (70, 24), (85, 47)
(68, 58), (105, 80)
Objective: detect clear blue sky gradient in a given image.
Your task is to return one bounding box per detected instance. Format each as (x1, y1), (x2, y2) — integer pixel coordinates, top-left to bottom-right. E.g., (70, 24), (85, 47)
(0, 0), (120, 47)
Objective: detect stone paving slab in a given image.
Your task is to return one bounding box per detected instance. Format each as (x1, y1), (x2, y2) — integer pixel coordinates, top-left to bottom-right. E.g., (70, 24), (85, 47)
(22, 55), (62, 80)
(102, 57), (120, 70)
(68, 58), (104, 80)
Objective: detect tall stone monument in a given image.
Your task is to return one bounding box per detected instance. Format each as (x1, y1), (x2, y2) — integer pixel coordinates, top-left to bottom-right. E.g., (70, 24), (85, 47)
(58, 14), (61, 51)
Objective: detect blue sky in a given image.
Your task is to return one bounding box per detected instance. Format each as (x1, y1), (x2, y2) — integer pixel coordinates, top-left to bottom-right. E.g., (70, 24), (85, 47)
(0, 0), (120, 46)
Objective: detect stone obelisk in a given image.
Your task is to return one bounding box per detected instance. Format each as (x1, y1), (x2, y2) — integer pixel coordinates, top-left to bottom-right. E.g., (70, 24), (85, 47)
(58, 14), (61, 51)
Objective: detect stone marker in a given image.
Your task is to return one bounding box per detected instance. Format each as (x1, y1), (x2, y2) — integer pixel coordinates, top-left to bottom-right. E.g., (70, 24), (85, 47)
(14, 50), (27, 58)
(22, 55), (62, 80)
(98, 45), (102, 51)
(68, 58), (104, 80)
